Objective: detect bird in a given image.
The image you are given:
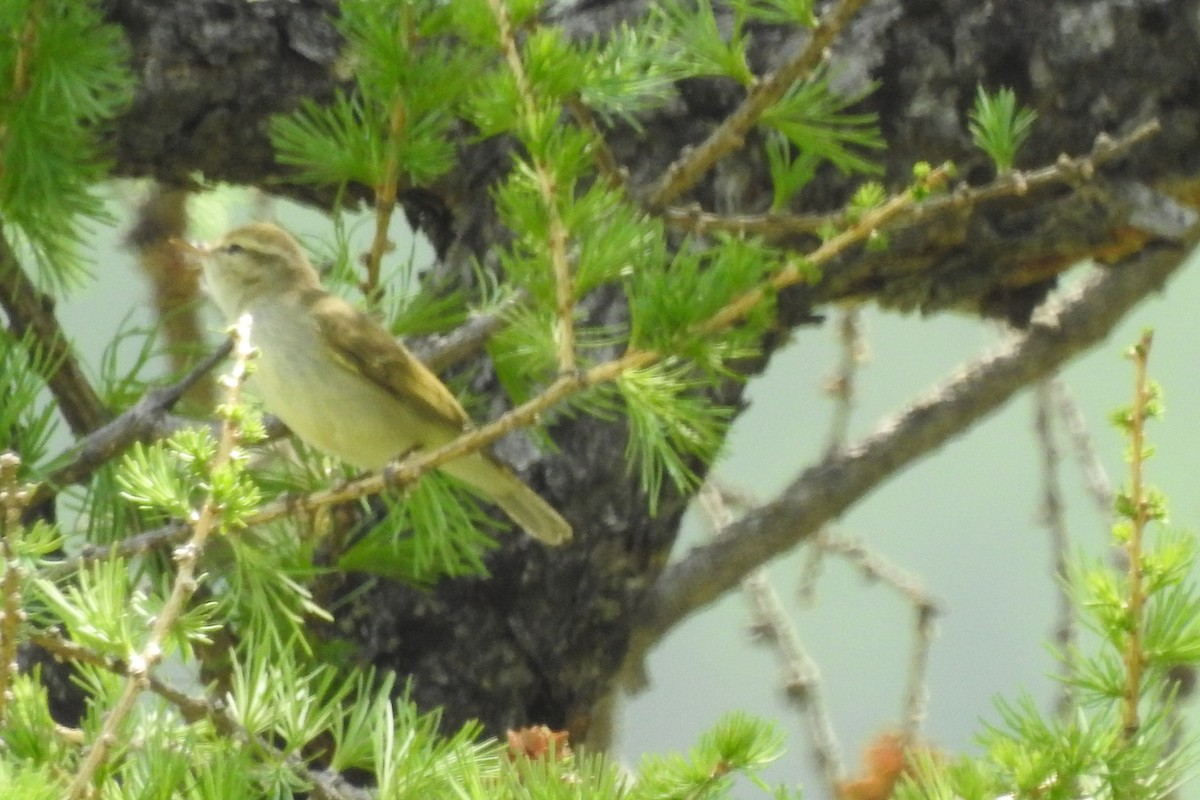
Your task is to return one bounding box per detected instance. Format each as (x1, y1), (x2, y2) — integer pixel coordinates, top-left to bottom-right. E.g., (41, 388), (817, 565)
(187, 222), (571, 545)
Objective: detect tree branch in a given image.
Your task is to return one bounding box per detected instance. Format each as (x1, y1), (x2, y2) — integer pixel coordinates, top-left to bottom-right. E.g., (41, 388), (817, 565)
(637, 225), (1199, 645)
(0, 229), (110, 436)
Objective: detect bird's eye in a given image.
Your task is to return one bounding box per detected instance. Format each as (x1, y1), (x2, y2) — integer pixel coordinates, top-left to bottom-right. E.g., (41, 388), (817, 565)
(221, 243), (245, 256)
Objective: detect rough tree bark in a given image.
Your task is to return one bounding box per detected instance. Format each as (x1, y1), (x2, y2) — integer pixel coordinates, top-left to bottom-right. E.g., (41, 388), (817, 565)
(87, 0), (1200, 740)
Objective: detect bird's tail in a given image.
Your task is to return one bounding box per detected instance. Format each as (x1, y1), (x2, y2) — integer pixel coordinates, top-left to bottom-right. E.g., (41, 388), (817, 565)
(443, 452), (572, 545)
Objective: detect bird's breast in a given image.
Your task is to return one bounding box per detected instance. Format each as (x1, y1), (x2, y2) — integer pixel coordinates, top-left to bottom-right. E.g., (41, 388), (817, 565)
(243, 304), (433, 470)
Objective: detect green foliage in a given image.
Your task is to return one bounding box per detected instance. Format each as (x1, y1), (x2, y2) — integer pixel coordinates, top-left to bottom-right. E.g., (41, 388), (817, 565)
(760, 69), (883, 208)
(969, 85), (1037, 172)
(631, 712), (788, 799)
(31, 558), (214, 659)
(337, 475), (498, 583)
(220, 527), (329, 659)
(271, 0), (472, 191)
(620, 361), (735, 513)
(116, 428), (261, 530)
(0, 331), (59, 473)
(0, 759), (61, 800)
(576, 23), (689, 126)
(628, 234), (780, 360)
(730, 0), (816, 26)
(489, 307), (561, 403)
(0, 0), (132, 291)
(656, 0), (755, 84)
(765, 131), (821, 210)
(760, 71), (883, 177)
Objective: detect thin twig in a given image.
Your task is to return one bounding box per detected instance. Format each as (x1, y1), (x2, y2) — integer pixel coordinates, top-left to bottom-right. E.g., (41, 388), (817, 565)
(814, 534), (940, 627)
(810, 532), (939, 738)
(698, 165), (951, 337)
(645, 0), (873, 211)
(127, 186), (213, 410)
(823, 306), (865, 456)
(904, 604), (937, 741)
(64, 314), (256, 799)
(698, 483), (845, 795)
(26, 340), (233, 514)
(1049, 378), (1115, 516)
(0, 452), (29, 726)
(1034, 382), (1077, 719)
(660, 120), (1161, 241)
(803, 307), (867, 600)
(1120, 331), (1153, 741)
(487, 0), (577, 374)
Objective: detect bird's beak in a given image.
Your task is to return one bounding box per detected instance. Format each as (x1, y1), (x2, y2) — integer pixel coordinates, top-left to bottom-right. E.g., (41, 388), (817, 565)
(169, 237), (209, 274)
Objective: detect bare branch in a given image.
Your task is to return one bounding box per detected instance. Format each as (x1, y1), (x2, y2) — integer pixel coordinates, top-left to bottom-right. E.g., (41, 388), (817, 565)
(1034, 382), (1078, 719)
(0, 228), (109, 436)
(699, 483), (846, 796)
(25, 340), (232, 515)
(639, 228), (1199, 644)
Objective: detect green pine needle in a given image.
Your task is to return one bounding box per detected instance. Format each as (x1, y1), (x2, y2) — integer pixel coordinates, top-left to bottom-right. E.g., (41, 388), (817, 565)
(969, 85), (1037, 172)
(619, 361), (734, 513)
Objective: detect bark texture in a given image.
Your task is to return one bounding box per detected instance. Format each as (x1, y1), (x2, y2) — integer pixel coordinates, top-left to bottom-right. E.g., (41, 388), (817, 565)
(95, 0), (1200, 738)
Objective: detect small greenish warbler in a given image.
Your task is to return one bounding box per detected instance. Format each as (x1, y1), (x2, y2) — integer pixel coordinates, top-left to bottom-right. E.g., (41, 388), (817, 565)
(185, 222), (571, 545)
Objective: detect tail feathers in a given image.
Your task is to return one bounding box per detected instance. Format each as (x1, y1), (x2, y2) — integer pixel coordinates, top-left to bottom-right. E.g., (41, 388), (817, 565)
(492, 483), (573, 545)
(443, 452), (572, 545)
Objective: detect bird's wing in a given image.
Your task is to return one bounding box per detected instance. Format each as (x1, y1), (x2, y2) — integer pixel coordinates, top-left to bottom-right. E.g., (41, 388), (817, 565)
(308, 290), (471, 429)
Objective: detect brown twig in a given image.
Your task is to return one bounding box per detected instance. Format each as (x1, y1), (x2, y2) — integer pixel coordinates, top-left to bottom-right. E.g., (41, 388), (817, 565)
(699, 482), (846, 796)
(364, 98), (406, 296)
(823, 306), (865, 456)
(697, 165), (951, 336)
(1120, 330), (1154, 741)
(487, 0), (577, 375)
(1034, 382), (1077, 719)
(127, 186), (213, 411)
(813, 533), (939, 738)
(645, 0), (873, 211)
(0, 452), (29, 726)
(661, 120), (1161, 241)
(1049, 379), (1115, 517)
(64, 314), (256, 798)
(25, 339), (232, 516)
(0, 220), (110, 437)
